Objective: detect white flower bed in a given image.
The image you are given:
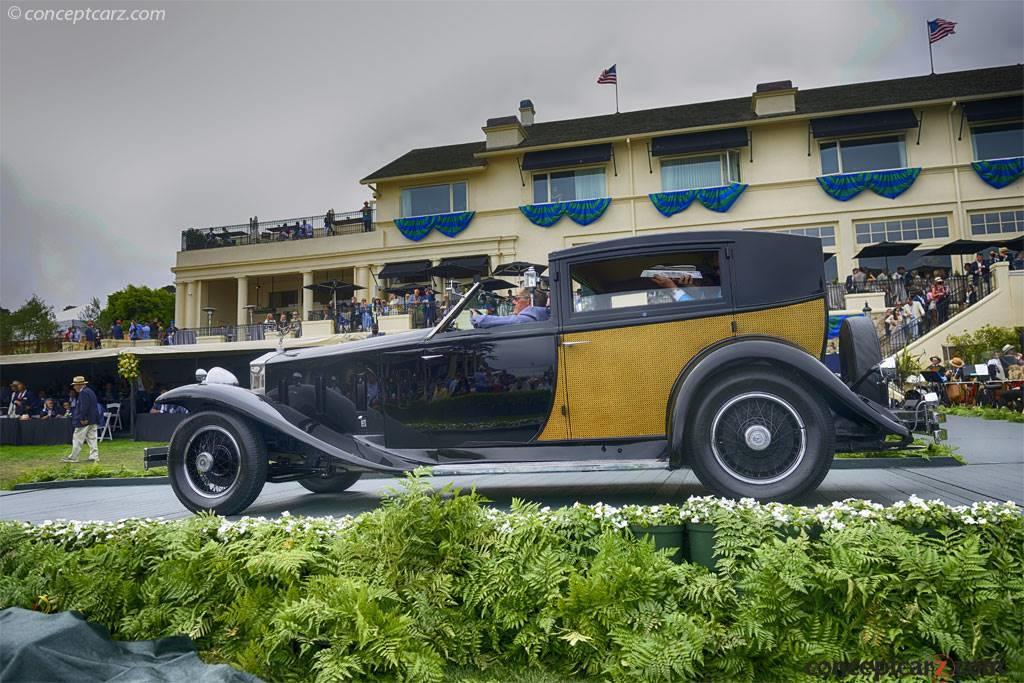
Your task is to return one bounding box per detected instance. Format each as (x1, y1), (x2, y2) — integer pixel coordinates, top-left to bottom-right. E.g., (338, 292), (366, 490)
(17, 496), (1018, 549)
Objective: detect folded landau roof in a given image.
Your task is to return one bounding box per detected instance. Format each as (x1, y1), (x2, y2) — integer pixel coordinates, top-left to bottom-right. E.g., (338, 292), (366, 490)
(362, 65), (1023, 183)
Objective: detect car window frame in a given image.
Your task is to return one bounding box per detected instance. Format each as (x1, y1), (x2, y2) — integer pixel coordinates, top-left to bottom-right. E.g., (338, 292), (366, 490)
(557, 243), (733, 330)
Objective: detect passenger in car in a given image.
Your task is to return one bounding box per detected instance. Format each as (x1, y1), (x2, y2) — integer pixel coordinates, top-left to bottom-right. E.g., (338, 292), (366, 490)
(471, 289), (550, 328)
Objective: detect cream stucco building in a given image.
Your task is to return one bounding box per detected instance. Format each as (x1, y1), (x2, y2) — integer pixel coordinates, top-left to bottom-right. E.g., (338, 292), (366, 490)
(172, 65), (1023, 327)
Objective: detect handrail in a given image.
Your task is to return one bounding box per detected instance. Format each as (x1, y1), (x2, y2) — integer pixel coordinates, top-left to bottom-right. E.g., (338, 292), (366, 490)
(180, 208), (373, 251)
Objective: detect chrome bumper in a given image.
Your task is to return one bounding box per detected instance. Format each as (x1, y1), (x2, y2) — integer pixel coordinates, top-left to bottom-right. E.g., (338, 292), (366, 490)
(143, 446), (169, 470)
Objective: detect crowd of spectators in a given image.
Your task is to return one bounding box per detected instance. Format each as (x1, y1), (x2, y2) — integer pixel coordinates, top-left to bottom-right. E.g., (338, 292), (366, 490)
(58, 318), (182, 350)
(2, 376), (187, 423)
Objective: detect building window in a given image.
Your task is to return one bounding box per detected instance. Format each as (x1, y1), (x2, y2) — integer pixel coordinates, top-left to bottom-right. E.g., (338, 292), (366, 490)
(971, 122), (1024, 161)
(969, 210), (1024, 235)
(400, 181), (467, 217)
(660, 151), (740, 191)
(855, 215), (949, 245)
(532, 167), (605, 204)
(820, 136), (907, 175)
(779, 226), (836, 247)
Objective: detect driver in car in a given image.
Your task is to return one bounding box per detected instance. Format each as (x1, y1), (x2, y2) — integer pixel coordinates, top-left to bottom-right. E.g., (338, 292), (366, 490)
(471, 288), (550, 328)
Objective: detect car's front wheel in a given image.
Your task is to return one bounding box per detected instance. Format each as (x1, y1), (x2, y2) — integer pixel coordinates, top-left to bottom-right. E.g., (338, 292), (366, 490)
(168, 411), (268, 515)
(686, 369), (833, 501)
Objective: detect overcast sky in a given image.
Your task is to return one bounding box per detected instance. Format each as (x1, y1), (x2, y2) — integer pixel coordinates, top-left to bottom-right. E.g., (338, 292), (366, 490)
(1, 0), (1021, 312)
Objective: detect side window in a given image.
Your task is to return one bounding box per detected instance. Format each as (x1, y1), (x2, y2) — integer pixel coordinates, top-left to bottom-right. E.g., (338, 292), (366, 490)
(570, 250), (723, 315)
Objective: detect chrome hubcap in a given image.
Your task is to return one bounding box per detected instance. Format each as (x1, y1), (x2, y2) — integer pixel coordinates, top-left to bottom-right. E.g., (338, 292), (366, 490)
(195, 452), (214, 473)
(182, 425), (242, 499)
(744, 425), (772, 451)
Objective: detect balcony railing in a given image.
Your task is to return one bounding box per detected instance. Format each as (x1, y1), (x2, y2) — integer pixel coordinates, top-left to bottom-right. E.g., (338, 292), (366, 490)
(826, 274), (991, 311)
(180, 209), (373, 252)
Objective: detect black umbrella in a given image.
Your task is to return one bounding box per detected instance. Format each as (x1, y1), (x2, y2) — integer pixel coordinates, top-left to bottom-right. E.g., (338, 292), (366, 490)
(384, 283), (430, 295)
(855, 241), (920, 274)
(492, 261), (548, 277)
(304, 279), (365, 311)
(980, 235), (1024, 252)
(822, 251), (835, 262)
(429, 264), (483, 279)
(478, 277), (517, 292)
(925, 239), (995, 256)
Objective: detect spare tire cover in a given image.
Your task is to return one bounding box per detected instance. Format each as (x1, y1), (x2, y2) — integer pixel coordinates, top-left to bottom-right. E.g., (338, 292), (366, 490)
(838, 315), (886, 405)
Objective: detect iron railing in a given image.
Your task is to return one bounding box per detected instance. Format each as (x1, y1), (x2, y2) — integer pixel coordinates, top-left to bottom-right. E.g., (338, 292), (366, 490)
(826, 274), (991, 311)
(180, 209), (373, 252)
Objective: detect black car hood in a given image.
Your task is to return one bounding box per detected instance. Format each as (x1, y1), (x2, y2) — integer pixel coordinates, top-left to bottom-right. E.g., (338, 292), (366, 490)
(263, 328), (430, 366)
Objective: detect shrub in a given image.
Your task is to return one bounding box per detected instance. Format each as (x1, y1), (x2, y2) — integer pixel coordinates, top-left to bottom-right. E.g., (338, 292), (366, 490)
(946, 325), (1021, 365)
(1, 480), (1021, 681)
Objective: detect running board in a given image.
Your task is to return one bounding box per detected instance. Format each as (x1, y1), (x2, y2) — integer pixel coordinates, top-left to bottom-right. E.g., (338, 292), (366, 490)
(427, 459), (670, 476)
(143, 446), (169, 470)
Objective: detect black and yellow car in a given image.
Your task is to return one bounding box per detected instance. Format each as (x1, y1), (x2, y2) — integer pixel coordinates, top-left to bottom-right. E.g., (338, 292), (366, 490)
(152, 231), (933, 515)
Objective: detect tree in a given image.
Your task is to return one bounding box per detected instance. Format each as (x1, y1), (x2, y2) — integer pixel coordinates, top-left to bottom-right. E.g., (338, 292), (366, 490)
(0, 295), (59, 342)
(81, 296), (102, 322)
(98, 285), (175, 332)
(947, 325), (1022, 364)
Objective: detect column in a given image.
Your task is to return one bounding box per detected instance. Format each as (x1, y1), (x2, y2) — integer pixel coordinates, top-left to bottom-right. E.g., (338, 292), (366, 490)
(354, 265), (370, 299)
(302, 271), (314, 320)
(236, 276), (249, 325)
(184, 281), (195, 328)
(193, 280), (204, 329)
(174, 281), (187, 328)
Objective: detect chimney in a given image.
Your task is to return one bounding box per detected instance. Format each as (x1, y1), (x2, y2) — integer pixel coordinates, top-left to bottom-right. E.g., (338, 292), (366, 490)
(482, 115), (525, 150)
(752, 80), (797, 116)
(519, 99), (535, 126)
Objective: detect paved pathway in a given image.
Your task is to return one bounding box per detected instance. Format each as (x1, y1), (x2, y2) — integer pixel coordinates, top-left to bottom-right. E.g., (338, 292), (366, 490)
(1, 415), (1020, 524)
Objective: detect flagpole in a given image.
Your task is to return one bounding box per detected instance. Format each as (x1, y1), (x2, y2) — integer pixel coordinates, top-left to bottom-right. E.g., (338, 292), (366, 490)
(615, 81), (619, 114)
(927, 21), (934, 74)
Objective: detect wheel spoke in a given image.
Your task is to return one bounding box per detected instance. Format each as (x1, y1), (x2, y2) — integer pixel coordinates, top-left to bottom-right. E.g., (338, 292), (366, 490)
(710, 392), (806, 485)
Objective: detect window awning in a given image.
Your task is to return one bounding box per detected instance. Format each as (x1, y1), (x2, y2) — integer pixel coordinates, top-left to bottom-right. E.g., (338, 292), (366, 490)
(810, 108), (919, 139)
(377, 260), (432, 279)
(650, 127), (748, 157)
(963, 96), (1024, 122)
(521, 143), (612, 171)
(430, 254), (490, 278)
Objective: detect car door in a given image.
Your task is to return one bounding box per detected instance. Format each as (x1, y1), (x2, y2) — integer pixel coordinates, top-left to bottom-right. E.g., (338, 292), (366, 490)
(542, 243), (734, 442)
(382, 321), (558, 450)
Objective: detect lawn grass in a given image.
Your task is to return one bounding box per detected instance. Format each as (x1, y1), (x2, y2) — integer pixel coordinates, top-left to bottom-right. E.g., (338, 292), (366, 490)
(836, 438), (964, 464)
(0, 439), (167, 490)
(939, 404), (1024, 423)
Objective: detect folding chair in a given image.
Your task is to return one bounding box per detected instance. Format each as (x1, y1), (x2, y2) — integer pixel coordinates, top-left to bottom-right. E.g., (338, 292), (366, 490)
(107, 403), (122, 432)
(98, 411), (115, 441)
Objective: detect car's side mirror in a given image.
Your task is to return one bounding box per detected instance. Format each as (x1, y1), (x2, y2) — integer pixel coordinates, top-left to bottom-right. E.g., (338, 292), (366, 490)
(354, 375), (368, 411)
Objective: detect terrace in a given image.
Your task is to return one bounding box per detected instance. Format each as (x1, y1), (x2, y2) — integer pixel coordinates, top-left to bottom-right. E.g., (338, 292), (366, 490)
(179, 208), (372, 252)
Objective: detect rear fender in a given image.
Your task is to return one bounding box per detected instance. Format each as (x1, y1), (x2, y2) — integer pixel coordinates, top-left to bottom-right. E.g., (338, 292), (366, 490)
(667, 337), (909, 466)
(157, 383), (406, 473)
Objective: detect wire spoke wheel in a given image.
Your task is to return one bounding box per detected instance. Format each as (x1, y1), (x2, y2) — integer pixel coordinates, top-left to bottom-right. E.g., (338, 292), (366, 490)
(710, 391), (806, 485)
(184, 425), (242, 498)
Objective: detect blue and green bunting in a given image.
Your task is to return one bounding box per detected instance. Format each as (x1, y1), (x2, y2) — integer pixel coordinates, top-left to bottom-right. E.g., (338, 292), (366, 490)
(519, 198), (611, 227)
(394, 211), (475, 241)
(816, 168), (921, 201)
(971, 157), (1024, 189)
(648, 182), (748, 217)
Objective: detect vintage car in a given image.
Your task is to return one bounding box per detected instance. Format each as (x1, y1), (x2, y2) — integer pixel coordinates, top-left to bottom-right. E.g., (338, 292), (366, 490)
(150, 231), (940, 515)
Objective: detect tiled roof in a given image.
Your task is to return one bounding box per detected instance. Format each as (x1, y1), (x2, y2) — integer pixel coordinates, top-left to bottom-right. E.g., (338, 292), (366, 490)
(361, 65), (1023, 183)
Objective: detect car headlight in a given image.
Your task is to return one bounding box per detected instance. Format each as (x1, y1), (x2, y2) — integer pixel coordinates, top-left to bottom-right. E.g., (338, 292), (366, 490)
(250, 363), (265, 394)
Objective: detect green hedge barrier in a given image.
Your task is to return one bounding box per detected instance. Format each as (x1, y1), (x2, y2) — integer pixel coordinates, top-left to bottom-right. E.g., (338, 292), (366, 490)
(1, 477), (1021, 682)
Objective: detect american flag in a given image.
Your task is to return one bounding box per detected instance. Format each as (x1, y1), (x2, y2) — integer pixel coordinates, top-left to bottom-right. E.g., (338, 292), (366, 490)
(597, 64), (617, 85)
(928, 18), (956, 44)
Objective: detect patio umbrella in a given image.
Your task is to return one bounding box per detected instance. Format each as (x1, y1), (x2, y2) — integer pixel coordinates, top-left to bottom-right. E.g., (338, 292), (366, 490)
(854, 241), (920, 274)
(429, 263), (483, 279)
(478, 277), (518, 292)
(924, 238), (995, 256)
(980, 235), (1024, 252)
(492, 261), (548, 277)
(304, 279), (364, 311)
(822, 251), (835, 262)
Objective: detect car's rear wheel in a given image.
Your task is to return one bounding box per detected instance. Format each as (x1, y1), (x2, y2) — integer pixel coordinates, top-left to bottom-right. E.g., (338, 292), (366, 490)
(168, 411), (268, 515)
(298, 471), (363, 493)
(686, 369), (833, 501)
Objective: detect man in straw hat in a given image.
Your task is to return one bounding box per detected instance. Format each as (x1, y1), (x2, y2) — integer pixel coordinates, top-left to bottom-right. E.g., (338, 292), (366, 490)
(61, 375), (100, 463)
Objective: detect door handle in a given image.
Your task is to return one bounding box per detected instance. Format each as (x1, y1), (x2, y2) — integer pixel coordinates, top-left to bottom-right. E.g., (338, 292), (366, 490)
(420, 354), (444, 360)
(560, 340), (591, 347)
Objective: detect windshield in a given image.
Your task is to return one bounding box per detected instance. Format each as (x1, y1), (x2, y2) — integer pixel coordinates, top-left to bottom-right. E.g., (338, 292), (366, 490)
(426, 281), (484, 339)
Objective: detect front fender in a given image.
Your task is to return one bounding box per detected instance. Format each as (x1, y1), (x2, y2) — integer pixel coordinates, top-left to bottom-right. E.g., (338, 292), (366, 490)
(668, 338), (909, 462)
(157, 383), (406, 473)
